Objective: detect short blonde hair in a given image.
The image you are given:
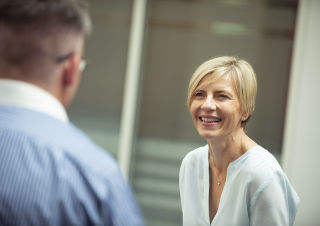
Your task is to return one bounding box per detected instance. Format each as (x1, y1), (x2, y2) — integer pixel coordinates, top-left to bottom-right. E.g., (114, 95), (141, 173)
(187, 56), (257, 124)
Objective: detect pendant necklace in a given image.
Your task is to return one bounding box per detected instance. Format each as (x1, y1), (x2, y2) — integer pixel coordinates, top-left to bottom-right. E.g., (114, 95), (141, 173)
(212, 165), (222, 186)
(209, 148), (223, 186)
(215, 171), (222, 186)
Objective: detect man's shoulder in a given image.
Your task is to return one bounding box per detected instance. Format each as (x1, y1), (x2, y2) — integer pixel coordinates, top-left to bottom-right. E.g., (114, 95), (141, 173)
(0, 107), (142, 226)
(0, 104), (118, 176)
(0, 104), (94, 144)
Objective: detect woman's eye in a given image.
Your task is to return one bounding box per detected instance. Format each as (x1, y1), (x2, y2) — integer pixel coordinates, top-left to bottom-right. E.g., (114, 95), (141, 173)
(194, 92), (203, 97)
(218, 94), (229, 99)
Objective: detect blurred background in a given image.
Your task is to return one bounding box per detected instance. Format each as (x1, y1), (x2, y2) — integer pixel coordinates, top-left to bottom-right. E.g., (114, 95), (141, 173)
(67, 0), (320, 225)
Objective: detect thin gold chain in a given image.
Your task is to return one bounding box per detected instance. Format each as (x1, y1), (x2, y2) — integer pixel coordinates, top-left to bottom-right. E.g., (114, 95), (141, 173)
(212, 166), (222, 186)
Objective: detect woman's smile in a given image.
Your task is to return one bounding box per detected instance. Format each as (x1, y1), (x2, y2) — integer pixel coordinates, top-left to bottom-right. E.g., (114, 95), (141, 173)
(199, 115), (222, 126)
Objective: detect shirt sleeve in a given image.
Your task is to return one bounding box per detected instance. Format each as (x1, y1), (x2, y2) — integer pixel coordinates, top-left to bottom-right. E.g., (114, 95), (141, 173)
(179, 155), (187, 209)
(102, 169), (145, 226)
(249, 172), (299, 226)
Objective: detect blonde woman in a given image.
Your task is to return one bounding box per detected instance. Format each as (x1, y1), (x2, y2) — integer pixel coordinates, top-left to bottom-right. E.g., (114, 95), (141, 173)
(179, 56), (299, 226)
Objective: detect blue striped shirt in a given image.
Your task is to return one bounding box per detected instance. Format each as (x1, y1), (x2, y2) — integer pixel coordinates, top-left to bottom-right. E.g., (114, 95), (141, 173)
(0, 104), (144, 226)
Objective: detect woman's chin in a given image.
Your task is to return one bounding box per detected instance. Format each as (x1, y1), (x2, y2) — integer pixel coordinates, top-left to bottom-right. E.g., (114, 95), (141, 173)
(198, 132), (219, 140)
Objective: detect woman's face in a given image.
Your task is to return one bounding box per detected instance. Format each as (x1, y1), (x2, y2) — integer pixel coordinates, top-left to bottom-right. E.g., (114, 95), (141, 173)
(189, 74), (246, 140)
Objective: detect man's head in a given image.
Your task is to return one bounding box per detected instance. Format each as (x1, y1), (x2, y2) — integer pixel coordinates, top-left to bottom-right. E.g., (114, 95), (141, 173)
(0, 0), (92, 107)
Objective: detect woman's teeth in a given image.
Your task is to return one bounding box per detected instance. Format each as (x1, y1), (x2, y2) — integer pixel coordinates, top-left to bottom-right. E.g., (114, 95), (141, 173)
(200, 117), (221, 122)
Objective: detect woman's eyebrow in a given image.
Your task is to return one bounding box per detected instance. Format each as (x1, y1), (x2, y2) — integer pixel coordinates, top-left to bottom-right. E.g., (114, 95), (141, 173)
(194, 88), (205, 93)
(215, 89), (231, 94)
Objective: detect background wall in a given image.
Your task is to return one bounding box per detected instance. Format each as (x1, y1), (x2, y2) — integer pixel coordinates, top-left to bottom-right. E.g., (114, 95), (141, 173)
(282, 1), (320, 225)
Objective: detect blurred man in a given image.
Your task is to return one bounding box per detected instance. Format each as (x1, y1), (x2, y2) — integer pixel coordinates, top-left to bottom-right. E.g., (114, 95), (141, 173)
(0, 0), (144, 225)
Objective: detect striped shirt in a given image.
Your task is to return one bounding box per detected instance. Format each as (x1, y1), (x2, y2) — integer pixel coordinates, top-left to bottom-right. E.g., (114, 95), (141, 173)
(0, 80), (144, 226)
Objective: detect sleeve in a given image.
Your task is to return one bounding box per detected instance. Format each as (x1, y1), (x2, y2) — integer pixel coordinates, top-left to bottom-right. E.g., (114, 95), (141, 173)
(249, 172), (300, 226)
(179, 155), (187, 209)
(102, 167), (145, 226)
(179, 150), (209, 226)
(179, 153), (196, 213)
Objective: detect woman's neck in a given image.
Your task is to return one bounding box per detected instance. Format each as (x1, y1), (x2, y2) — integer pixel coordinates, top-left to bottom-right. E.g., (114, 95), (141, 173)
(207, 130), (256, 172)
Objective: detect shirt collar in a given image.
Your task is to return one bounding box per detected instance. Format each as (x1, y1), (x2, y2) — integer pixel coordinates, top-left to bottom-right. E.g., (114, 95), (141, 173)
(0, 79), (69, 122)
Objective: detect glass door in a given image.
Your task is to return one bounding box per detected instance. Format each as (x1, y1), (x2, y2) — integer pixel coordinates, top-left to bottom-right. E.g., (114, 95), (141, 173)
(68, 0), (133, 156)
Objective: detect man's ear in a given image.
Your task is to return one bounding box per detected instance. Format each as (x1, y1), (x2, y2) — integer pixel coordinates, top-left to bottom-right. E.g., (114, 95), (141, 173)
(57, 53), (82, 108)
(61, 53), (80, 87)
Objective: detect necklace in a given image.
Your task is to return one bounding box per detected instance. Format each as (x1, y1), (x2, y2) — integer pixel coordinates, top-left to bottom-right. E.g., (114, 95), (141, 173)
(212, 166), (222, 186)
(209, 148), (223, 186)
(214, 170), (222, 186)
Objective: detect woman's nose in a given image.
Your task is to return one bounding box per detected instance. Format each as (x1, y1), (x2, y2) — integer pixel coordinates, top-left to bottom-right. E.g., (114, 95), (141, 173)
(201, 96), (216, 111)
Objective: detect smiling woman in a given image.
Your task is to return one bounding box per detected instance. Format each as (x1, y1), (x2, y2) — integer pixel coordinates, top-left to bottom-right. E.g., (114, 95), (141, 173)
(179, 56), (300, 226)
(187, 56), (257, 127)
(190, 75), (245, 139)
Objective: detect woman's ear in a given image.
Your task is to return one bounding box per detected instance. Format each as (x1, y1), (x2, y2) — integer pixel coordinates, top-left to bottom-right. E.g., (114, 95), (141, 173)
(241, 112), (249, 122)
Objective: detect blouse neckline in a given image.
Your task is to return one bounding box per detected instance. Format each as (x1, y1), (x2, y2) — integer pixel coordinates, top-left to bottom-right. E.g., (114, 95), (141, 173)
(203, 145), (260, 225)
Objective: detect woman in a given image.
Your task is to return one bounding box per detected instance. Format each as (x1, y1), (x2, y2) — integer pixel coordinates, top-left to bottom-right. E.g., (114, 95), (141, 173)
(179, 56), (299, 226)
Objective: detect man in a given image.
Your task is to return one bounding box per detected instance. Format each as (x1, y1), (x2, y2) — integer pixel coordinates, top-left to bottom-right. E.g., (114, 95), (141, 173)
(0, 0), (144, 225)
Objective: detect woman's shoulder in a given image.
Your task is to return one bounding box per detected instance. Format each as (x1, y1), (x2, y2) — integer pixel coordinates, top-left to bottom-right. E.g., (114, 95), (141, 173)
(241, 147), (300, 213)
(179, 145), (208, 193)
(181, 144), (208, 166)
(238, 146), (287, 187)
(244, 146), (282, 172)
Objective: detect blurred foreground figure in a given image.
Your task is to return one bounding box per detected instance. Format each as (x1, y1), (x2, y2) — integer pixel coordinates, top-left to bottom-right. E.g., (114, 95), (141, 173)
(179, 56), (299, 226)
(0, 0), (144, 225)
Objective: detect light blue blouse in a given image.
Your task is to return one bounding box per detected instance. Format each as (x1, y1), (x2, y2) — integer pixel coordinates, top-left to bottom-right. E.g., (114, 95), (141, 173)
(179, 145), (299, 226)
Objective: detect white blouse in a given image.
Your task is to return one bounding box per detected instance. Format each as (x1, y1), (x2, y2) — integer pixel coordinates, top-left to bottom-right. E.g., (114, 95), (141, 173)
(179, 145), (299, 226)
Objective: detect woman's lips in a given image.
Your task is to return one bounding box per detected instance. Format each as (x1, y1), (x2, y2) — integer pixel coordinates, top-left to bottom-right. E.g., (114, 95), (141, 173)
(199, 116), (222, 125)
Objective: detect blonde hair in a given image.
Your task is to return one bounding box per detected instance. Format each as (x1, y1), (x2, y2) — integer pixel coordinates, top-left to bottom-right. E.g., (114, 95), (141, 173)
(187, 56), (257, 124)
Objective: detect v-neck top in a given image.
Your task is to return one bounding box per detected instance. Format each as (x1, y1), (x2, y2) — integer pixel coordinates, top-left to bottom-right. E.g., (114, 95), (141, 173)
(179, 145), (300, 226)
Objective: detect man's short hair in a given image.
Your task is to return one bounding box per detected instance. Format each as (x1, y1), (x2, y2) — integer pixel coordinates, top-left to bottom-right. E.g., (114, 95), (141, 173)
(0, 0), (91, 34)
(0, 0), (91, 78)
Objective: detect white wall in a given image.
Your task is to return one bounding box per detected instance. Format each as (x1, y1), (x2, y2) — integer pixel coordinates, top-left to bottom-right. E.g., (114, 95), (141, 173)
(282, 1), (320, 225)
